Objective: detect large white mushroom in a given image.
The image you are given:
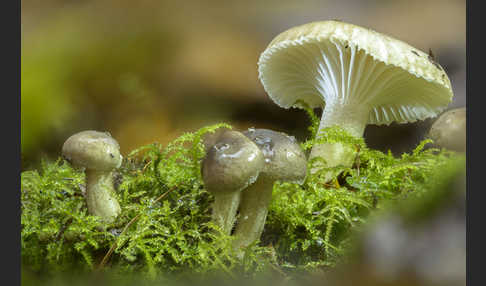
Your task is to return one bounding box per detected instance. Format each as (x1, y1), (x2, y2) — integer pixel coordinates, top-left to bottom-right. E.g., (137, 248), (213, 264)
(258, 20), (454, 180)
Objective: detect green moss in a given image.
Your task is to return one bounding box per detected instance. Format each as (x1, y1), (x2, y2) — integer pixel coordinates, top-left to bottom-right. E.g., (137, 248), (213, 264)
(21, 117), (465, 280)
(265, 125), (465, 271)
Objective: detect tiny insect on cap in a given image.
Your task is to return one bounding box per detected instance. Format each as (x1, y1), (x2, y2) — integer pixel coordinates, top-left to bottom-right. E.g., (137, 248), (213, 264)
(62, 130), (123, 171)
(258, 20), (453, 125)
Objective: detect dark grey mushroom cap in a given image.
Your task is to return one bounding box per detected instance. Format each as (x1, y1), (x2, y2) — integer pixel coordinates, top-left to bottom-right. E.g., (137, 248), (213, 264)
(428, 107), (466, 152)
(62, 130), (123, 171)
(201, 127), (232, 153)
(243, 128), (307, 184)
(202, 130), (265, 194)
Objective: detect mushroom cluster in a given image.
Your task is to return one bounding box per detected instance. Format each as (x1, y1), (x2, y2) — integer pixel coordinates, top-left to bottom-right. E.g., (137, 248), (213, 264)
(202, 128), (307, 249)
(54, 20), (458, 264)
(258, 20), (454, 181)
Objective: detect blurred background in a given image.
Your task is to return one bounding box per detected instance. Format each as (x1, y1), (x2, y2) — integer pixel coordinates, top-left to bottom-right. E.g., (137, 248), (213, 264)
(21, 0), (466, 169)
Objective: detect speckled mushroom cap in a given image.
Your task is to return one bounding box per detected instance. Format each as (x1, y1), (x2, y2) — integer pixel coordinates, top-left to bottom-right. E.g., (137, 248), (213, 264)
(202, 130), (265, 194)
(258, 20), (453, 125)
(243, 128), (307, 184)
(428, 107), (466, 152)
(62, 130), (123, 171)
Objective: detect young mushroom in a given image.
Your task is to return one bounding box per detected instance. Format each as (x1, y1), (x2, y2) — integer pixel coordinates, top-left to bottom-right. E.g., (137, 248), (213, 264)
(62, 130), (123, 223)
(232, 128), (307, 251)
(201, 130), (264, 235)
(428, 107), (466, 152)
(258, 20), (454, 181)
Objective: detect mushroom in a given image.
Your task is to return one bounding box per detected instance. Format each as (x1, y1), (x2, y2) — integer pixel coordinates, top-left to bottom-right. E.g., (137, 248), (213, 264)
(62, 130), (123, 223)
(232, 128), (307, 251)
(257, 20), (453, 181)
(201, 126), (232, 154)
(201, 130), (264, 235)
(428, 107), (466, 152)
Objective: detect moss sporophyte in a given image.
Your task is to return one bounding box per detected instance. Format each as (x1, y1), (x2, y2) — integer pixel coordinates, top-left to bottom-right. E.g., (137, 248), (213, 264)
(21, 20), (464, 279)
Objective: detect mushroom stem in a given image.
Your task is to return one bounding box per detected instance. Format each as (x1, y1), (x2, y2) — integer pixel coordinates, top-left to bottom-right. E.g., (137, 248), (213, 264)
(232, 178), (274, 251)
(211, 192), (243, 235)
(201, 130), (264, 236)
(85, 170), (121, 223)
(318, 102), (370, 137)
(309, 103), (370, 179)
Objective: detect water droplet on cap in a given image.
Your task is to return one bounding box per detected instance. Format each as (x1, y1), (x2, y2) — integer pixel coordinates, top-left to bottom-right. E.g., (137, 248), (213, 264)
(254, 135), (272, 145)
(214, 143), (230, 152)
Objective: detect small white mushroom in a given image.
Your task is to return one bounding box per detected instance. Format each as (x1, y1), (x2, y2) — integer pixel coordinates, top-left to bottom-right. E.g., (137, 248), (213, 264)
(201, 130), (264, 235)
(232, 129), (307, 251)
(258, 20), (454, 181)
(428, 107), (466, 152)
(62, 130), (123, 223)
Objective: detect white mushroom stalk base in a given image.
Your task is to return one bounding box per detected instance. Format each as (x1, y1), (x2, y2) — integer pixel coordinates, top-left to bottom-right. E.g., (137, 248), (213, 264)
(85, 170), (121, 224)
(211, 192), (242, 235)
(231, 178), (274, 253)
(309, 102), (370, 181)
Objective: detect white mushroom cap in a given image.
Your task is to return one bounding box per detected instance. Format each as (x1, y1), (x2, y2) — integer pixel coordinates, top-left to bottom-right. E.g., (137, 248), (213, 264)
(62, 130), (123, 171)
(258, 20), (453, 125)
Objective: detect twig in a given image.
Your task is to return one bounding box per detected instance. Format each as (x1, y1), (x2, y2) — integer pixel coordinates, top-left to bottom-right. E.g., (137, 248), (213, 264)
(55, 218), (73, 241)
(142, 160), (152, 173)
(97, 186), (177, 270)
